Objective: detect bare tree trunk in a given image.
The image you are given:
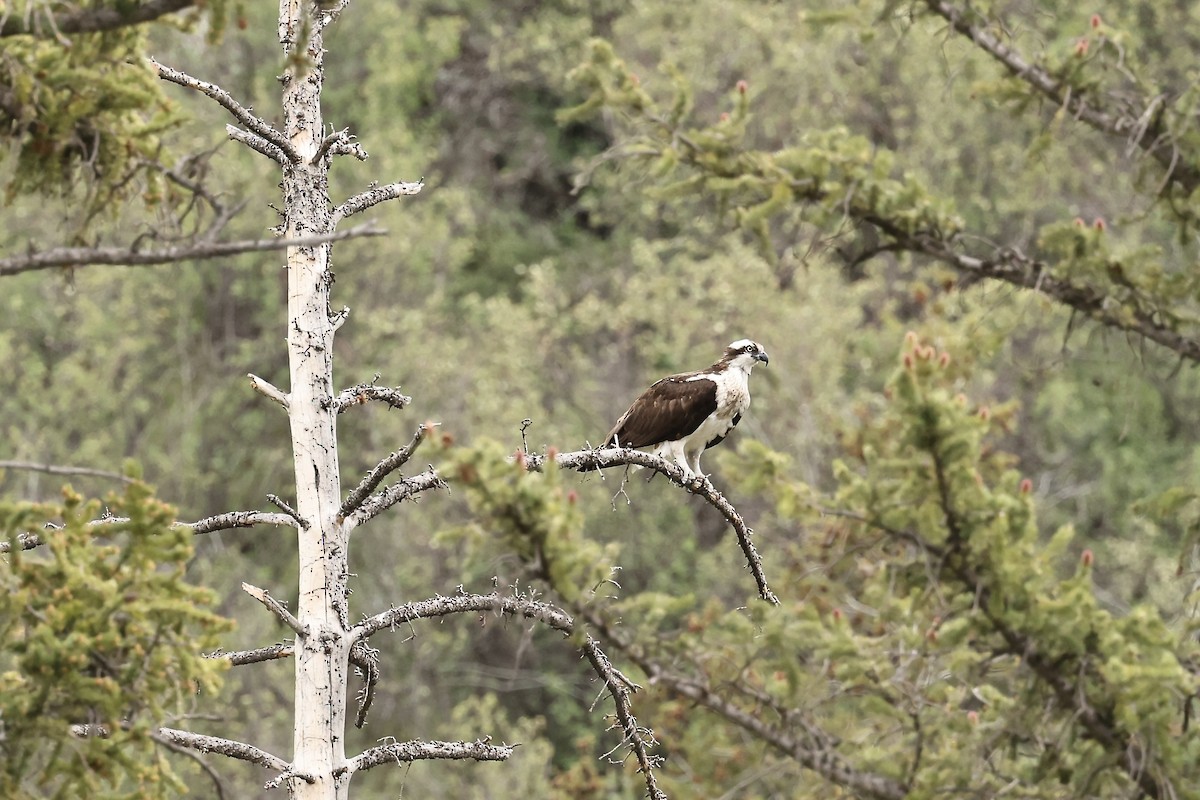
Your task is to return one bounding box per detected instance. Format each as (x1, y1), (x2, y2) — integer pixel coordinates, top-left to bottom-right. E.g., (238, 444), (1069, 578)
(278, 2), (350, 797)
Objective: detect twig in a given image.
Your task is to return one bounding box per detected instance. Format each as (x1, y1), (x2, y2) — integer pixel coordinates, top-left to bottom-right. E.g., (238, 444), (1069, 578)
(226, 125), (291, 164)
(314, 127), (367, 163)
(0, 460), (137, 484)
(1, 223), (384, 276)
(149, 58), (298, 163)
(330, 180), (425, 229)
(247, 374), (290, 410)
(242, 582), (307, 637)
(267, 494), (309, 530)
(350, 641), (380, 728)
(340, 423), (435, 519)
(525, 447), (780, 604)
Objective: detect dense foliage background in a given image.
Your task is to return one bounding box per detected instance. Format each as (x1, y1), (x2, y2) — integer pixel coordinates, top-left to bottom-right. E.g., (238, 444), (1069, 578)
(5, 0), (1200, 797)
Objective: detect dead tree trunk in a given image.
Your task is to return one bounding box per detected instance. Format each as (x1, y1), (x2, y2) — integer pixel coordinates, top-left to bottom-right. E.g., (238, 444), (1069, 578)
(276, 3), (350, 797)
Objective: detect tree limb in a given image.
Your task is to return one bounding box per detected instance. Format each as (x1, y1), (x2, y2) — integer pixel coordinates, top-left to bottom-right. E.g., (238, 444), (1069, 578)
(247, 374), (290, 410)
(0, 460), (136, 484)
(340, 423), (435, 520)
(345, 739), (514, 774)
(1, 509), (297, 553)
(149, 58), (298, 163)
(523, 447), (780, 604)
(330, 180), (425, 229)
(0, 0), (195, 38)
(206, 642), (295, 666)
(242, 582), (307, 637)
(923, 0), (1200, 194)
(0, 223), (383, 276)
(328, 382), (412, 414)
(153, 727), (304, 778)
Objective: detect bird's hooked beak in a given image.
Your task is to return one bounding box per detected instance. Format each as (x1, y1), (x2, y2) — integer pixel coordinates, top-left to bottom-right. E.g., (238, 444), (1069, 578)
(755, 351), (770, 365)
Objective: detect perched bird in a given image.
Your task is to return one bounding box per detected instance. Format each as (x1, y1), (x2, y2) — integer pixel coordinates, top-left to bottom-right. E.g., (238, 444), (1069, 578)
(604, 339), (769, 482)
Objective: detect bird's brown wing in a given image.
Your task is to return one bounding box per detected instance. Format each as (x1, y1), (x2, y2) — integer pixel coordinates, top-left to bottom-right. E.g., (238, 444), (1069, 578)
(604, 375), (717, 448)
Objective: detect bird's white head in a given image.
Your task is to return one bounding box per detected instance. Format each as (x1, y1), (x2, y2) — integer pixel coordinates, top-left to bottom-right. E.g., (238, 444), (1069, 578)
(722, 339), (770, 372)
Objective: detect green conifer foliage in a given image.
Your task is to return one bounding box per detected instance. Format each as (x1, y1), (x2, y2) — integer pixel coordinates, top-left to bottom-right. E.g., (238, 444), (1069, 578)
(0, 482), (232, 799)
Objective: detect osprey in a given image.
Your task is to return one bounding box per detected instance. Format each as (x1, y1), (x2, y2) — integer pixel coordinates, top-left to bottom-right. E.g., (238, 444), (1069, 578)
(604, 339), (769, 482)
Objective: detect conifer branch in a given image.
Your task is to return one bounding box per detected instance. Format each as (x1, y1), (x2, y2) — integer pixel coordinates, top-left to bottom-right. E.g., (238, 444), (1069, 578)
(523, 447), (780, 604)
(924, 0), (1200, 194)
(242, 582), (307, 637)
(340, 423), (435, 519)
(0, 0), (195, 37)
(267, 494), (309, 529)
(149, 59), (298, 163)
(330, 180), (425, 229)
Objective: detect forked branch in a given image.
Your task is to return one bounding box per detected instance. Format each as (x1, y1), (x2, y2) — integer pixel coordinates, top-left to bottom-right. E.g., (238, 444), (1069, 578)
(340, 423), (435, 519)
(343, 467), (448, 530)
(149, 59), (298, 163)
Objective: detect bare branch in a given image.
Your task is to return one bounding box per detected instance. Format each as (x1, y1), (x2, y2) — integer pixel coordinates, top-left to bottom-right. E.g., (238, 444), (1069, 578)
(186, 510), (298, 537)
(343, 467), (449, 530)
(328, 383), (412, 414)
(206, 642), (295, 666)
(151, 728), (230, 800)
(346, 739), (514, 774)
(267, 493), (309, 530)
(525, 447), (780, 605)
(153, 727), (303, 778)
(0, 460), (136, 484)
(340, 423), (435, 519)
(0, 0), (195, 38)
(226, 124), (291, 164)
(351, 590), (576, 643)
(0, 510), (297, 554)
(0, 223), (384, 277)
(330, 180), (425, 229)
(247, 374), (290, 410)
(580, 636), (667, 800)
(242, 582), (307, 637)
(149, 59), (297, 163)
